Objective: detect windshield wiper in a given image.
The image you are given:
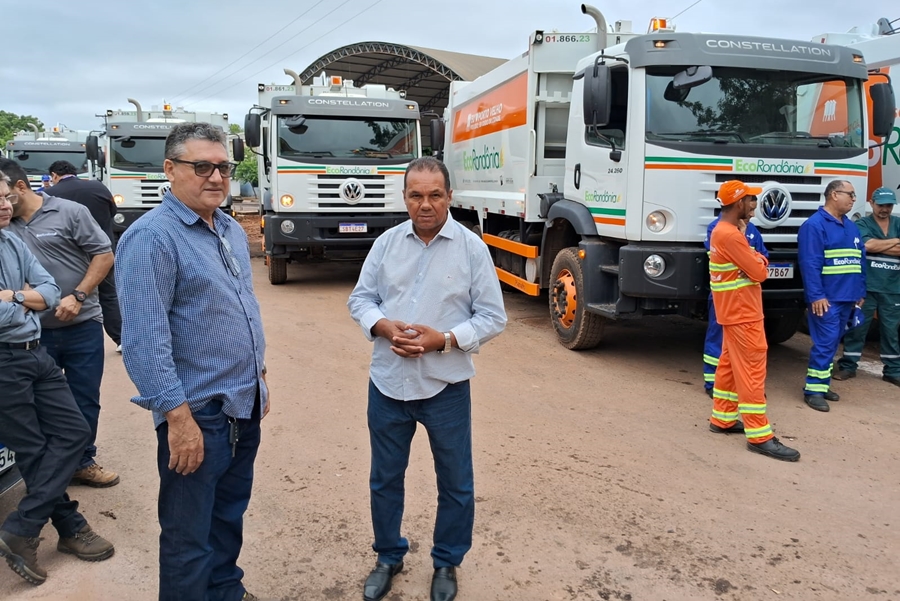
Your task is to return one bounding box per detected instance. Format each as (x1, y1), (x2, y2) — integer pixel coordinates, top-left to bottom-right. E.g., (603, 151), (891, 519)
(292, 151), (334, 158)
(656, 131), (747, 143)
(752, 132), (834, 147)
(118, 161), (157, 168)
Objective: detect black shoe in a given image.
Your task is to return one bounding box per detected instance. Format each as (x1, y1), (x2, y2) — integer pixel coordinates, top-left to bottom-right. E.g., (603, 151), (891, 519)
(0, 529), (46, 585)
(884, 375), (900, 388)
(363, 561), (403, 601)
(824, 390), (840, 402)
(831, 368), (856, 381)
(705, 388), (713, 399)
(804, 394), (830, 412)
(747, 437), (800, 462)
(431, 567), (458, 601)
(709, 420), (744, 434)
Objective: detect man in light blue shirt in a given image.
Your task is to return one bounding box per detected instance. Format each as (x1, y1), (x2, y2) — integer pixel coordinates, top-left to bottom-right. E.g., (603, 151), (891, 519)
(349, 157), (506, 601)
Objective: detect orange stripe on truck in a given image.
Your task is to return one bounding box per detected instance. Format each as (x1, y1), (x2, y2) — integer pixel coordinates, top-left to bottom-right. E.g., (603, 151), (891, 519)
(451, 72), (528, 144)
(593, 216), (626, 226)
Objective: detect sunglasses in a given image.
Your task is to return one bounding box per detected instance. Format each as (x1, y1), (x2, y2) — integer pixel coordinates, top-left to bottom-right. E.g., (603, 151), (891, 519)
(171, 158), (236, 178)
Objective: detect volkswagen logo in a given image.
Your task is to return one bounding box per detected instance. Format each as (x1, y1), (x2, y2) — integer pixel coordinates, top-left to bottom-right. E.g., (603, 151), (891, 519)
(157, 183), (171, 199)
(340, 179), (365, 205)
(756, 185), (792, 229)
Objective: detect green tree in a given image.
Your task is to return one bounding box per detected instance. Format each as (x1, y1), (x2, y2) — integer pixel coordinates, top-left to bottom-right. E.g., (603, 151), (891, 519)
(229, 123), (243, 135)
(235, 151), (258, 186)
(0, 111), (44, 146)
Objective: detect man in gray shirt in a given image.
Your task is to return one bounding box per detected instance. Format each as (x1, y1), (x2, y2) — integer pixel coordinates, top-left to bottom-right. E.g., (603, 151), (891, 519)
(0, 159), (119, 488)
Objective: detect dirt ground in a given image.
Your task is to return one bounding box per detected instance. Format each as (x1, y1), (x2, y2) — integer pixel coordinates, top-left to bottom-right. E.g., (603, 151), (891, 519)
(1, 256), (899, 601)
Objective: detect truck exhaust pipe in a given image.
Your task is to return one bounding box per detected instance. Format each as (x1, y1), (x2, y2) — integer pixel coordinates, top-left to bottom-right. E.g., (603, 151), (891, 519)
(127, 98), (143, 122)
(582, 4), (608, 49)
(27, 123), (39, 133)
(284, 68), (302, 88)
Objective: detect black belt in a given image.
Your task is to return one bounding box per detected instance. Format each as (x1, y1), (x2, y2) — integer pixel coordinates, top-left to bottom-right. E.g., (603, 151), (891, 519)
(0, 340), (40, 350)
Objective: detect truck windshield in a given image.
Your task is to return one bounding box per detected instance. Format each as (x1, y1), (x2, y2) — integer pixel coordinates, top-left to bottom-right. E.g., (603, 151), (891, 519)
(10, 151), (89, 175)
(646, 67), (864, 148)
(277, 116), (418, 161)
(110, 137), (167, 172)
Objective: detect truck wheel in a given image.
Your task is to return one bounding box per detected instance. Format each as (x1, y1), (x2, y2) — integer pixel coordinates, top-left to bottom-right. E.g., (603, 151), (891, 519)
(549, 247), (605, 350)
(764, 310), (802, 344)
(268, 257), (287, 285)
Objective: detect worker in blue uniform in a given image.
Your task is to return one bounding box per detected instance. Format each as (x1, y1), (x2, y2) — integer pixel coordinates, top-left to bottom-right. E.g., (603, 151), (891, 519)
(797, 180), (867, 412)
(702, 213), (768, 397)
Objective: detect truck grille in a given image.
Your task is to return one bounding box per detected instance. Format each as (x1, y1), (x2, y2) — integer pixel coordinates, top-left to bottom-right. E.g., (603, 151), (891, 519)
(135, 179), (170, 205)
(310, 174), (398, 210)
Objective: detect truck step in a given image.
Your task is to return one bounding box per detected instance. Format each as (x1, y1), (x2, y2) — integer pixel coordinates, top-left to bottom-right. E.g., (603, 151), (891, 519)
(600, 264), (620, 276)
(586, 303), (618, 318)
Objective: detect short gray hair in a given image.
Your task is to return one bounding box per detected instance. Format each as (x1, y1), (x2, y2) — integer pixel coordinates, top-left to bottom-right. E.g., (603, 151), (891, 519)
(164, 122), (226, 160)
(0, 170), (8, 184)
(824, 179), (850, 199)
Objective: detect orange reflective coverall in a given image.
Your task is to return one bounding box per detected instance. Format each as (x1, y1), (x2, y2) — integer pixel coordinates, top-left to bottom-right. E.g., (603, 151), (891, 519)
(708, 222), (773, 443)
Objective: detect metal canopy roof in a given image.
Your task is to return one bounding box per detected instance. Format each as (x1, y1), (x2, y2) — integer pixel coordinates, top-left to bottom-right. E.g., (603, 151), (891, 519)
(296, 41), (507, 119)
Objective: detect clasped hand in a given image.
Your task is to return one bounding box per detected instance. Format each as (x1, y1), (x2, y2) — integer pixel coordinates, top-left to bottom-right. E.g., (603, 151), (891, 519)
(376, 319), (443, 358)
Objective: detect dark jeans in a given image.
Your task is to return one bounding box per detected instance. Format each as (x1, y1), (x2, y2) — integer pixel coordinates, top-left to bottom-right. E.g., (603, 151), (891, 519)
(98, 267), (122, 345)
(156, 399), (261, 601)
(0, 346), (90, 538)
(368, 380), (474, 568)
(41, 319), (105, 470)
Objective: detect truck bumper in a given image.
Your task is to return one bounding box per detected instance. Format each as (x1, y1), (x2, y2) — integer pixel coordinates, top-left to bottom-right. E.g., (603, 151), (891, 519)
(112, 208), (149, 234)
(618, 244), (709, 300)
(265, 213), (408, 257)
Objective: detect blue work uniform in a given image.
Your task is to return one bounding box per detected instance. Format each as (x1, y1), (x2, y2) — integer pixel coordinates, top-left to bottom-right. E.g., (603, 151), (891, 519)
(798, 207), (866, 396)
(703, 217), (768, 391)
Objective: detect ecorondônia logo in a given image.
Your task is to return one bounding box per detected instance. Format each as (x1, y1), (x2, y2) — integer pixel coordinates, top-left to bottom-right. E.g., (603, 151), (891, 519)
(463, 146), (504, 171)
(734, 159), (812, 174)
(585, 190), (621, 203)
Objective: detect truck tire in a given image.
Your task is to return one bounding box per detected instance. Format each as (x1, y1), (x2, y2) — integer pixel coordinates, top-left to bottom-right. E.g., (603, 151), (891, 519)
(549, 247), (605, 350)
(268, 257), (287, 285)
(764, 310), (802, 345)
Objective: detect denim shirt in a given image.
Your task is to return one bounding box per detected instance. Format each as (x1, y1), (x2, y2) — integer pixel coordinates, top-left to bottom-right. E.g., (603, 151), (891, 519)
(0, 229), (60, 343)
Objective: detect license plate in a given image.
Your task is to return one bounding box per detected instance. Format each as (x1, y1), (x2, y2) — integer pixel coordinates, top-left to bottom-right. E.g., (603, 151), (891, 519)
(339, 222), (367, 233)
(768, 262), (794, 279)
(0, 446), (15, 471)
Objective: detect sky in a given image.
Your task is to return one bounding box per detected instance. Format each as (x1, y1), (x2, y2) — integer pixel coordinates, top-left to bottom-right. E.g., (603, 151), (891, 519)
(3, 0), (896, 133)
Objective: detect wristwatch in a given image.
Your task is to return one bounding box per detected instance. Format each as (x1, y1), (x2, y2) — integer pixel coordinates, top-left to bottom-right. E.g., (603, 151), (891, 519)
(73, 289), (87, 303)
(436, 332), (452, 354)
(12, 291), (26, 304)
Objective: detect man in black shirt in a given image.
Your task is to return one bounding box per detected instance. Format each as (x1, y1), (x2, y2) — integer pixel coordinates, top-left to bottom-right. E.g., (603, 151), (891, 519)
(48, 161), (122, 351)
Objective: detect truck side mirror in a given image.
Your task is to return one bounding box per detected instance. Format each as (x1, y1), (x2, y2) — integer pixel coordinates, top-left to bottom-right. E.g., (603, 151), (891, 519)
(245, 113), (261, 148)
(86, 135), (99, 161)
(232, 137), (245, 163)
(582, 61), (611, 127)
(672, 65), (713, 90)
(870, 82), (896, 139)
(429, 118), (445, 153)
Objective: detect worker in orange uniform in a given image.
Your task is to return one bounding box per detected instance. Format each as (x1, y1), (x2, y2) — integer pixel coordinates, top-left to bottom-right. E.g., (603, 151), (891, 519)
(708, 180), (799, 462)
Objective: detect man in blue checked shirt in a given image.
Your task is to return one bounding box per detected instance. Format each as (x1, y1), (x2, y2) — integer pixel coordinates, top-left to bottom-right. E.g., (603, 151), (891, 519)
(349, 157), (507, 601)
(116, 123), (271, 601)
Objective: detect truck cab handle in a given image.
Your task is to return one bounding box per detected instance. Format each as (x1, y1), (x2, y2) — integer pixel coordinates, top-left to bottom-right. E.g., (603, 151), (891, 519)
(574, 163), (581, 189)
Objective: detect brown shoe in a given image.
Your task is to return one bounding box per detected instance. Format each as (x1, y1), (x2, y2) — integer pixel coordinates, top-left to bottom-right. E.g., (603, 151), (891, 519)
(57, 525), (115, 561)
(0, 529), (46, 585)
(70, 464), (120, 488)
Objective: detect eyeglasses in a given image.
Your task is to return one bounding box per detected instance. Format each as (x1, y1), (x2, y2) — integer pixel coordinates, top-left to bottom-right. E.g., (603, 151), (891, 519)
(1, 193), (18, 205)
(171, 158), (236, 178)
(834, 190), (857, 199)
(217, 234), (242, 278)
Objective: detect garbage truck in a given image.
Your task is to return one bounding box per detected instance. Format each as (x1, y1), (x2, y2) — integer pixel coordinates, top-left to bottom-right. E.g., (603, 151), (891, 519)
(244, 70), (421, 284)
(4, 125), (94, 190)
(86, 100), (242, 236)
(433, 4), (895, 349)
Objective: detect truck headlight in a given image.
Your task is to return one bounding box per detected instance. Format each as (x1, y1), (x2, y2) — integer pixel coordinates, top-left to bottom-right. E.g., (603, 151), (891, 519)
(644, 254), (666, 278)
(280, 194), (294, 208)
(113, 194), (124, 205)
(646, 211), (666, 233)
(280, 220), (295, 234)
(113, 214), (125, 225)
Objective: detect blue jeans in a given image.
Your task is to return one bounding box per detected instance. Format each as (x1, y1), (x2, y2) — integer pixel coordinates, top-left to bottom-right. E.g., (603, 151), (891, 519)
(156, 399), (261, 601)
(368, 380), (474, 568)
(40, 319), (104, 470)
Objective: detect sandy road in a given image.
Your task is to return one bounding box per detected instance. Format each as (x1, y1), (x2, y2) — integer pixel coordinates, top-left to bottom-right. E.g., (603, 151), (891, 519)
(2, 257), (898, 601)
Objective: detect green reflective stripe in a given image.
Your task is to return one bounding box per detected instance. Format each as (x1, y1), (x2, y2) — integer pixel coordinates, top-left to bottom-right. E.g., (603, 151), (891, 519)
(745, 425), (773, 438)
(713, 388), (738, 401)
(704, 374), (716, 382)
(805, 384), (830, 393)
(822, 265), (862, 275)
(738, 403), (767, 414)
(709, 262), (738, 272)
(824, 249), (862, 258)
(703, 354), (720, 366)
(710, 278), (758, 292)
(807, 367), (832, 379)
(712, 410), (739, 421)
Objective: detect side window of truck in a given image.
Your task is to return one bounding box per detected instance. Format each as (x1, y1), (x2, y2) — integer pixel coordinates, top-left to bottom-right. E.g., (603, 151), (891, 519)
(585, 67), (628, 150)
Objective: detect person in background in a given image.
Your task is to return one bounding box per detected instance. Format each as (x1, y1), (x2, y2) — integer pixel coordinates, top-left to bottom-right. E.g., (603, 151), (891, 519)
(48, 160), (122, 352)
(798, 180), (866, 412)
(35, 174), (51, 194)
(833, 187), (900, 387)
(0, 158), (119, 488)
(702, 208), (768, 398)
(0, 170), (114, 587)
